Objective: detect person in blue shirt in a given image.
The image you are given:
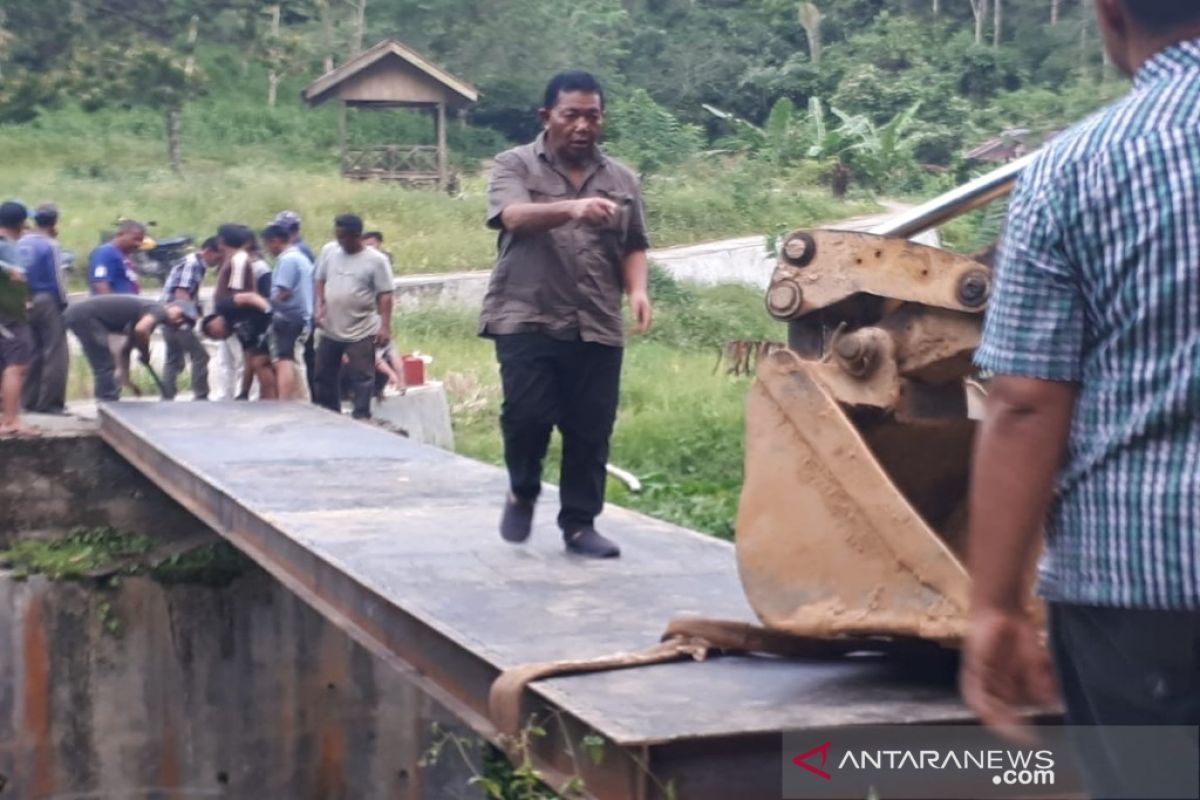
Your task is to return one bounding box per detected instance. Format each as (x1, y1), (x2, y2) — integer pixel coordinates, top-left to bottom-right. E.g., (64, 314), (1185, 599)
(262, 224), (314, 400)
(271, 210), (318, 399)
(88, 220), (145, 295)
(18, 203), (68, 413)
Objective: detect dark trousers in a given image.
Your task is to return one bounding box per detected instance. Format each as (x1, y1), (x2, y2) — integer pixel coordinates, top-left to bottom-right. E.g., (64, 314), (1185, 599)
(161, 325), (209, 400)
(1049, 603), (1200, 799)
(494, 334), (622, 532)
(314, 335), (374, 419)
(303, 328), (317, 402)
(22, 292), (68, 413)
(67, 316), (120, 401)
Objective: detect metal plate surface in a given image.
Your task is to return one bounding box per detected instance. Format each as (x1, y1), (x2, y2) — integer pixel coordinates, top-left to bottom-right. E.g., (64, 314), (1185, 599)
(99, 401), (970, 751)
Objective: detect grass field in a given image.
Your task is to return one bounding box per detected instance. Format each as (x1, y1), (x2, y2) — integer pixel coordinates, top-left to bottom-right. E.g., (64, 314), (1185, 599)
(4, 102), (875, 281)
(14, 97), (868, 539)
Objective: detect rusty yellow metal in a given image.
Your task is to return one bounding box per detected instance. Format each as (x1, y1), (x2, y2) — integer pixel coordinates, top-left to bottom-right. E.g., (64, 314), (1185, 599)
(737, 350), (972, 644)
(737, 227), (998, 646)
(769, 230), (991, 319)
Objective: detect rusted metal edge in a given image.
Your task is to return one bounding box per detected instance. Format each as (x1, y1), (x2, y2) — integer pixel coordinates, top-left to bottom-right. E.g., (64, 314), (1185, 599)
(97, 407), (674, 799)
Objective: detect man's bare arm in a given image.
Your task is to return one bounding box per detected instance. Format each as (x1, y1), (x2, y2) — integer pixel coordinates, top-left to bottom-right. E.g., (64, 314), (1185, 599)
(969, 376), (1078, 611)
(376, 291), (394, 344)
(622, 249), (653, 333)
(315, 279), (326, 327)
(961, 375), (1076, 737)
(232, 291), (271, 313)
(92, 281), (113, 294)
(500, 198), (618, 233)
(130, 313), (158, 360)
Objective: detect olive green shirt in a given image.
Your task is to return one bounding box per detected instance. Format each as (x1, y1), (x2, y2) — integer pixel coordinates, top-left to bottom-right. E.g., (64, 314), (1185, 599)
(0, 235), (29, 323)
(479, 134), (650, 347)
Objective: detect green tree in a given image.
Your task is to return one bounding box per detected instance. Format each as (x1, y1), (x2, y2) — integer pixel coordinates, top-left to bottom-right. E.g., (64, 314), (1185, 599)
(67, 36), (206, 173)
(606, 89), (704, 176)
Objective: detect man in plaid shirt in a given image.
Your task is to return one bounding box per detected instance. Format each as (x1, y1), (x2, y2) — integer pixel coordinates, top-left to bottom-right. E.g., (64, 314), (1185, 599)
(159, 237), (219, 400)
(962, 1), (1200, 794)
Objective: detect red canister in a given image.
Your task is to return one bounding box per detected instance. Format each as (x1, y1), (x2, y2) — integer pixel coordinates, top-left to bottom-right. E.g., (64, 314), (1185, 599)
(402, 355), (426, 387)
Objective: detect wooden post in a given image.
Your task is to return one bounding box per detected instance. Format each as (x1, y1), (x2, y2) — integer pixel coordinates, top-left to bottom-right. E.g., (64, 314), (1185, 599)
(338, 100), (348, 175)
(436, 102), (448, 192)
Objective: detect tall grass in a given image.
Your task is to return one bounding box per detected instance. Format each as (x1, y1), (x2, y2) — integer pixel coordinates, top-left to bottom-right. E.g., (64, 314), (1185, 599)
(4, 97), (876, 281)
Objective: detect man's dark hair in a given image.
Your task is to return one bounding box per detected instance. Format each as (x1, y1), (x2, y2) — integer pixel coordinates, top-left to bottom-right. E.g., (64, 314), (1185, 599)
(543, 70), (605, 110)
(200, 314), (221, 337)
(117, 219), (146, 236)
(200, 236), (220, 252)
(217, 223), (250, 249)
(0, 201), (29, 229)
(262, 224), (290, 242)
(34, 208), (58, 228)
(1124, 0), (1200, 32)
(335, 213), (364, 235)
(364, 230), (384, 242)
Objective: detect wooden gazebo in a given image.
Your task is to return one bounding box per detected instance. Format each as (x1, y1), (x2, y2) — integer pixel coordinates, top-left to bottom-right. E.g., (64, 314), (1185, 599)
(303, 39), (478, 189)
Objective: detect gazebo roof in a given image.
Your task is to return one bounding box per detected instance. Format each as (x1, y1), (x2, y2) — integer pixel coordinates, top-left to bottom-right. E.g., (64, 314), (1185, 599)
(303, 38), (479, 108)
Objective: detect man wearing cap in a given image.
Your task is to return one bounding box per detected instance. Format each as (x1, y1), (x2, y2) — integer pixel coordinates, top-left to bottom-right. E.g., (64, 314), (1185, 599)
(262, 224), (314, 400)
(272, 210), (317, 398)
(88, 220), (145, 295)
(18, 203), (69, 414)
(271, 211), (316, 263)
(159, 237), (219, 400)
(64, 295), (197, 401)
(0, 201), (36, 436)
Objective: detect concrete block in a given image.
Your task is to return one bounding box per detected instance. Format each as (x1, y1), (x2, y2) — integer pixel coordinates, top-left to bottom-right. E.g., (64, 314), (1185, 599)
(363, 381), (455, 451)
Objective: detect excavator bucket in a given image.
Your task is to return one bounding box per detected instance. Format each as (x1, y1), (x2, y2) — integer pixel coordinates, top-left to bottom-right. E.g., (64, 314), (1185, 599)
(735, 158), (1036, 646)
(737, 349), (972, 644)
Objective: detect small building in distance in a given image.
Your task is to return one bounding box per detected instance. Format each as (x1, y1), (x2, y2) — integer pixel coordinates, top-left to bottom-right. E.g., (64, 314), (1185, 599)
(303, 39), (478, 190)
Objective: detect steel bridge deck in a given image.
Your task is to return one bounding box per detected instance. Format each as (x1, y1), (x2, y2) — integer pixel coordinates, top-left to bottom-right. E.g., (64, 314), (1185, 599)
(99, 401), (970, 799)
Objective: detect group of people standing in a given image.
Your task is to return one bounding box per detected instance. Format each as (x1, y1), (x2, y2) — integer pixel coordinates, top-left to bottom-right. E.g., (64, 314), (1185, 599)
(0, 204), (397, 435)
(0, 201), (69, 435)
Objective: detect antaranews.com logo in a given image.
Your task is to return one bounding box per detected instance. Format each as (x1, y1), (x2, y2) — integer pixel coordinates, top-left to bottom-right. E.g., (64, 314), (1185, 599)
(782, 725), (1199, 800)
(792, 740), (1055, 787)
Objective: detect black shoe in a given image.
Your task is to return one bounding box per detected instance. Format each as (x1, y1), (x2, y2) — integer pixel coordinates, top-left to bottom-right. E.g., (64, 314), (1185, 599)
(500, 494), (535, 543)
(563, 527), (621, 558)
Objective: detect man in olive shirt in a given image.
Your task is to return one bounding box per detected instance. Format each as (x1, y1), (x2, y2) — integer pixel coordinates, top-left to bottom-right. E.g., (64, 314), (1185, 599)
(0, 201), (34, 436)
(480, 71), (653, 559)
(64, 295), (197, 401)
(314, 213), (394, 420)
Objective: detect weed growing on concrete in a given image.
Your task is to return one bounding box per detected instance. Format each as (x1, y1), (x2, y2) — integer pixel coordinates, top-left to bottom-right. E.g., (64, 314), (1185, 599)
(0, 527), (250, 586)
(0, 527), (152, 580)
(420, 711), (678, 800)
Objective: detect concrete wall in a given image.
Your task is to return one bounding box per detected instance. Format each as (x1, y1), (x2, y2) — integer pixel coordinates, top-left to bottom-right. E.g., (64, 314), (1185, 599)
(0, 573), (479, 800)
(0, 419), (208, 547)
(0, 432), (478, 799)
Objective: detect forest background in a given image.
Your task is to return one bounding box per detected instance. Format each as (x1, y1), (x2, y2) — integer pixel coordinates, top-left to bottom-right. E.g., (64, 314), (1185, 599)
(0, 0), (1129, 538)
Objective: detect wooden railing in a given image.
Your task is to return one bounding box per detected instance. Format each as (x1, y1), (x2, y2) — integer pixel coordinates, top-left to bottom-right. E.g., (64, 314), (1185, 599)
(342, 145), (440, 183)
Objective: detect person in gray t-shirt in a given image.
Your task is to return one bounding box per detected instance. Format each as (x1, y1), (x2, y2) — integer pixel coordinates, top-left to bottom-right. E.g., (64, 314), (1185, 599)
(64, 294), (197, 401)
(313, 214), (393, 419)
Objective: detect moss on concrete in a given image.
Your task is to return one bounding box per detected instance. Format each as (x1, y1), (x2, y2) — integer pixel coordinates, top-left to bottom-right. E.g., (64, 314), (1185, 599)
(0, 527), (152, 580)
(0, 526), (251, 586)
